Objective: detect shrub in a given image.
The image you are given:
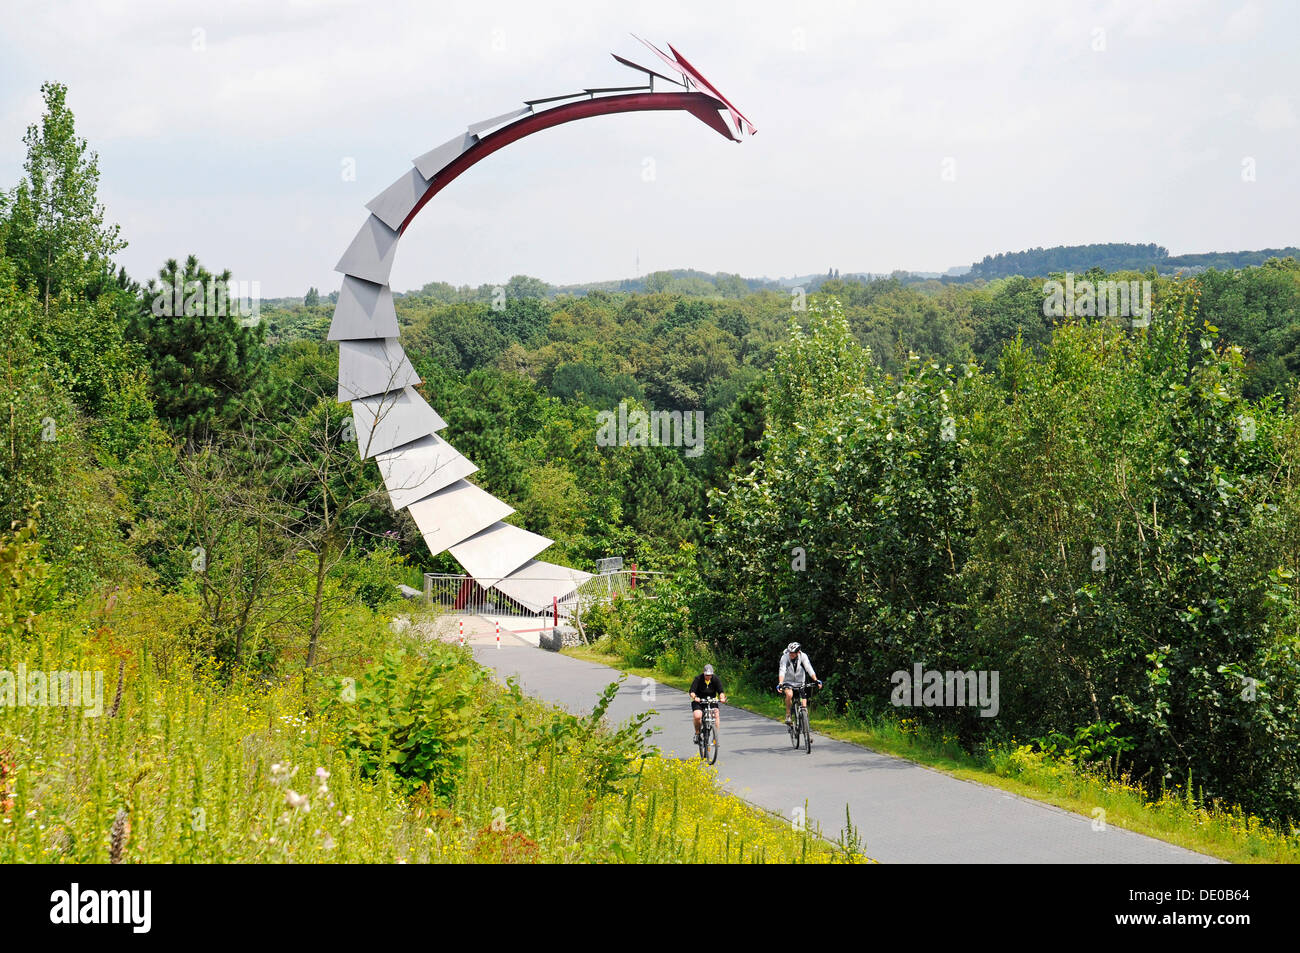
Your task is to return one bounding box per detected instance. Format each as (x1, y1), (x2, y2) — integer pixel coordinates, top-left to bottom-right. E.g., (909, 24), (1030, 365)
(325, 646), (483, 800)
(336, 545), (408, 611)
(0, 517), (59, 650)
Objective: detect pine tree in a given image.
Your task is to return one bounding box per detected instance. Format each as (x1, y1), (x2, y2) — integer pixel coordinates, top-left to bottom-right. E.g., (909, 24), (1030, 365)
(129, 255), (266, 443)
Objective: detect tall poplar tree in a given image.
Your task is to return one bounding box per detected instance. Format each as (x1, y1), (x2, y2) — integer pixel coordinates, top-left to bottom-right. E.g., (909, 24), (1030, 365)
(1, 82), (125, 312)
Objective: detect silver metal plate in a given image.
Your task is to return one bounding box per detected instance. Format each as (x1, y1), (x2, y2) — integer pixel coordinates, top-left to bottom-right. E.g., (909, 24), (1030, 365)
(334, 214), (400, 286)
(449, 521), (553, 586)
(337, 338), (420, 402)
(328, 276), (400, 341)
(350, 385), (447, 459)
(365, 166), (431, 232)
(407, 480), (515, 557)
(376, 434), (478, 510)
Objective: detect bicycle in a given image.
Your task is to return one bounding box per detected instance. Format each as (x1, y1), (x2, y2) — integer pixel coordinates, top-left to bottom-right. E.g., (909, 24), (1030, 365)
(779, 682), (818, 754)
(696, 698), (721, 764)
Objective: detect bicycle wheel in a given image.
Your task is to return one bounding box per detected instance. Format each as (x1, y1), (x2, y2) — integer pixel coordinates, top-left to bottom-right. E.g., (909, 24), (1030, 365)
(697, 720), (707, 760)
(790, 707), (801, 748)
(801, 706), (812, 753)
(706, 714), (719, 765)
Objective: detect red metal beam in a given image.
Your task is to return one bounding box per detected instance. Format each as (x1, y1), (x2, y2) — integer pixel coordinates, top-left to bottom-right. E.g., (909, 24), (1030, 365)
(667, 44), (757, 137)
(398, 91), (736, 234)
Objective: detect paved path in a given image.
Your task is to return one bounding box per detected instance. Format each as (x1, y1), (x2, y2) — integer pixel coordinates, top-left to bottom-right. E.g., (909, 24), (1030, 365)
(469, 641), (1220, 864)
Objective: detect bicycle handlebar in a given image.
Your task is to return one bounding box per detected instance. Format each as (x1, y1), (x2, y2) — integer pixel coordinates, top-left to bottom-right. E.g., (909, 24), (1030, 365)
(777, 681), (821, 694)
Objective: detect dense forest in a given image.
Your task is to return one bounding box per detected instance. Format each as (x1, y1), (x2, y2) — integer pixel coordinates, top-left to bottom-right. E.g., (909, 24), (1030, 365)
(969, 242), (1300, 279)
(6, 81), (1300, 842)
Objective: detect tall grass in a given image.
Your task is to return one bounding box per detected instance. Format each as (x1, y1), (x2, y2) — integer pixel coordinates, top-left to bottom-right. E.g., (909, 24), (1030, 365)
(1, 590), (862, 864)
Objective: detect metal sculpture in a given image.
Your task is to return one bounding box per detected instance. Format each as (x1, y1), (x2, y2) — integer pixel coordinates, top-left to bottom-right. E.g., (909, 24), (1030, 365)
(333, 39), (755, 614)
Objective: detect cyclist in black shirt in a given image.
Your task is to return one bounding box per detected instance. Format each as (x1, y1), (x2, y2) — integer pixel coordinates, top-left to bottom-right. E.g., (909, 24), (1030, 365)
(689, 664), (727, 745)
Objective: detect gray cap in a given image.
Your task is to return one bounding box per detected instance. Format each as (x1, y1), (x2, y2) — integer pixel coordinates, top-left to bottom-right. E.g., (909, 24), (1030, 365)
(703, 664), (714, 675)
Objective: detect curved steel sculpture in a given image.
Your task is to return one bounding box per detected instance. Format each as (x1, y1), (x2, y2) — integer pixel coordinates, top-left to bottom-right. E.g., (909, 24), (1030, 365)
(333, 40), (755, 614)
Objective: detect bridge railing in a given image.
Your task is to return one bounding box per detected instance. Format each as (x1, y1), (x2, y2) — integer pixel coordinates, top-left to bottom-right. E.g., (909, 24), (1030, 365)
(423, 573), (530, 616)
(561, 569), (661, 615)
(423, 569), (662, 619)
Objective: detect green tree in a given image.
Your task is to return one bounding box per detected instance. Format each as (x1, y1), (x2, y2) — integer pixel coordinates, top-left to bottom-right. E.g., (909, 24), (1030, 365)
(505, 274), (551, 301)
(1, 82), (125, 313)
(0, 252), (133, 591)
(257, 393), (389, 678)
(970, 276), (1052, 365)
(161, 439), (287, 667)
(129, 255), (266, 443)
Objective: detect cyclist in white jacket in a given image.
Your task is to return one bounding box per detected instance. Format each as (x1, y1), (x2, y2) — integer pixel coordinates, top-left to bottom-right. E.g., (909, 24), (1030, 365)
(777, 642), (822, 726)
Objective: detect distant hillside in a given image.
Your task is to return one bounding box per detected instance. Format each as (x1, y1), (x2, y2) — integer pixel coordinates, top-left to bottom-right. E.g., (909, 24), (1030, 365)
(555, 268), (785, 297)
(394, 269), (783, 304)
(1165, 248), (1300, 270)
(967, 243), (1300, 280)
(301, 245), (1300, 308)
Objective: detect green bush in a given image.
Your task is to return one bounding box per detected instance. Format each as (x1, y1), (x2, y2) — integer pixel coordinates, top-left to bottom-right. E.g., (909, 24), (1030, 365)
(0, 517), (59, 650)
(325, 646), (483, 800)
(585, 544), (708, 669)
(336, 545), (408, 610)
(504, 675), (655, 798)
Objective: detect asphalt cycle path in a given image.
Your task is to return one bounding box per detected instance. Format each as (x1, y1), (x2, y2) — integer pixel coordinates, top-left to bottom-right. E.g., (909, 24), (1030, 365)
(471, 642), (1219, 864)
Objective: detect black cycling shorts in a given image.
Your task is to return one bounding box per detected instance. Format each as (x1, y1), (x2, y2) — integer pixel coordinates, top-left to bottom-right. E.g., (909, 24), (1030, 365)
(691, 700), (717, 712)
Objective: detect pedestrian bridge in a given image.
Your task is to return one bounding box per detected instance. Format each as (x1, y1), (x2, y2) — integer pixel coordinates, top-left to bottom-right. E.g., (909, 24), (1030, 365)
(422, 568), (658, 622)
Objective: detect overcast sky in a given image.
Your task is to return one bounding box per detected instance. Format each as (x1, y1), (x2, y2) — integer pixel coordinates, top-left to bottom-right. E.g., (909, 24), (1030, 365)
(1, 0), (1296, 297)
